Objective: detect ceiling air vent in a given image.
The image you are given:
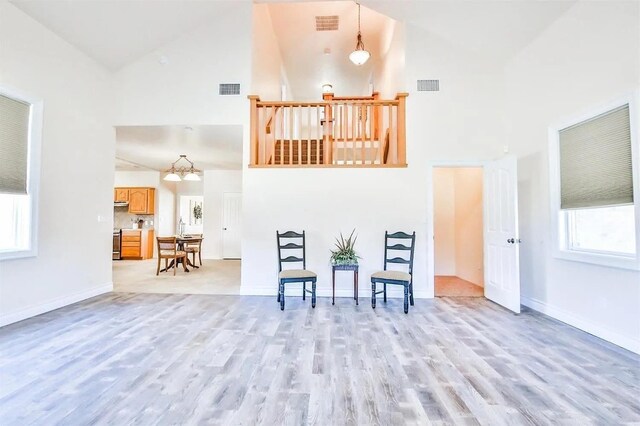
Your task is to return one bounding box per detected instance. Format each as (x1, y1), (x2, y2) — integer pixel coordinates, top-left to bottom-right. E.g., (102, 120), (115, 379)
(315, 15), (339, 31)
(417, 80), (440, 92)
(219, 83), (241, 96)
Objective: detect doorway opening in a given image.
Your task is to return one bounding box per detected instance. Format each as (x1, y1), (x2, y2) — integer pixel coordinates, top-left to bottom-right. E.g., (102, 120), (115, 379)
(433, 167), (484, 297)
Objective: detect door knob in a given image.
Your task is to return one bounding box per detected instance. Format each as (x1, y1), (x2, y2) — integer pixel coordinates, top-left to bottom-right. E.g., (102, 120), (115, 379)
(223, 227), (227, 230)
(507, 238), (515, 244)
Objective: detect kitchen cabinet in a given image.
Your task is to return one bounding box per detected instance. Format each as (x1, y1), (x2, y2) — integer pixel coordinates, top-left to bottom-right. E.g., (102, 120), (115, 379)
(114, 187), (155, 214)
(128, 188), (148, 214)
(121, 229), (154, 259)
(114, 188), (129, 202)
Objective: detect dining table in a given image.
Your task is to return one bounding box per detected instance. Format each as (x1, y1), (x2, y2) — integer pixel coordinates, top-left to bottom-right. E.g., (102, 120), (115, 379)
(159, 235), (203, 273)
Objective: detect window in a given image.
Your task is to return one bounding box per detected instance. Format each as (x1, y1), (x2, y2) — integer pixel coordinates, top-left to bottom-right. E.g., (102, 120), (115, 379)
(0, 87), (42, 260)
(550, 94), (640, 270)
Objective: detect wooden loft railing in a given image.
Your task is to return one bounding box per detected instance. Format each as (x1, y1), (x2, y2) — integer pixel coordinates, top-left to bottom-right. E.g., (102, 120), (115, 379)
(248, 92), (408, 168)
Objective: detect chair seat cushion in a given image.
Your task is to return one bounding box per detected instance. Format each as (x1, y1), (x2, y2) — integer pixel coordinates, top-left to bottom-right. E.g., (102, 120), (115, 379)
(185, 247), (200, 252)
(160, 250), (186, 257)
(279, 269), (317, 280)
(371, 270), (411, 282)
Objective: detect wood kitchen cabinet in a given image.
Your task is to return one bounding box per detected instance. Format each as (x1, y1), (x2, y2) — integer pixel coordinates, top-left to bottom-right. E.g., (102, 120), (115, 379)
(114, 188), (129, 202)
(114, 187), (155, 214)
(121, 229), (154, 259)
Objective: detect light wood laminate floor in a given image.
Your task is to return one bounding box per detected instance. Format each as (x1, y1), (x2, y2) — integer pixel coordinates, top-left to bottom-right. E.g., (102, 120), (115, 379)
(1, 294), (639, 425)
(113, 259), (241, 295)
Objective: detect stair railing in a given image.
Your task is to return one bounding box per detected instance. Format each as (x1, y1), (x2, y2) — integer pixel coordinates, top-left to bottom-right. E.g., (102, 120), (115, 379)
(249, 93), (408, 167)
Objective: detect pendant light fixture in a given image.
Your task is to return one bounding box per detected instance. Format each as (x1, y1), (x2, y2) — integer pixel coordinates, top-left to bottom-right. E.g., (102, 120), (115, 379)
(163, 154), (201, 182)
(349, 2), (370, 66)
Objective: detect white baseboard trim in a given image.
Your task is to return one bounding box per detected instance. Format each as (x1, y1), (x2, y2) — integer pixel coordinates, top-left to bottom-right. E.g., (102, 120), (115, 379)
(522, 296), (640, 355)
(240, 286), (432, 299)
(0, 282), (113, 328)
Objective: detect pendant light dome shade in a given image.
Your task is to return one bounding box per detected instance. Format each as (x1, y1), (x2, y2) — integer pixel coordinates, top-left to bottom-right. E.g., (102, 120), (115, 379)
(349, 3), (370, 66)
(164, 172), (181, 182)
(163, 155), (201, 182)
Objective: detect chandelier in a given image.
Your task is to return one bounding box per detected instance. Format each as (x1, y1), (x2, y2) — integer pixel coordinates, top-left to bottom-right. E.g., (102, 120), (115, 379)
(349, 3), (370, 66)
(163, 155), (201, 182)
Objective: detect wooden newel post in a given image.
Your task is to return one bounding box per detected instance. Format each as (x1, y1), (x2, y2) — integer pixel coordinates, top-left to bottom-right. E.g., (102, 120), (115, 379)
(396, 92), (409, 166)
(248, 95), (259, 166)
(322, 92), (334, 165)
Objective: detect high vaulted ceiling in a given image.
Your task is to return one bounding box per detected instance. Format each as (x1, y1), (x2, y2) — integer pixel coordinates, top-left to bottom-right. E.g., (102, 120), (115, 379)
(9, 0), (239, 70)
(10, 0), (577, 73)
(115, 125), (243, 172)
(362, 0), (577, 65)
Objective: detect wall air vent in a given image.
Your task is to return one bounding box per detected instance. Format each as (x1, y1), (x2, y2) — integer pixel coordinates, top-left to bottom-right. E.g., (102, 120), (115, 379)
(219, 83), (241, 96)
(417, 80), (440, 92)
(315, 15), (339, 31)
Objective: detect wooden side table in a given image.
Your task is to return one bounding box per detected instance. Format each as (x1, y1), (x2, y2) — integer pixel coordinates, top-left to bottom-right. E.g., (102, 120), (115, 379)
(332, 264), (359, 305)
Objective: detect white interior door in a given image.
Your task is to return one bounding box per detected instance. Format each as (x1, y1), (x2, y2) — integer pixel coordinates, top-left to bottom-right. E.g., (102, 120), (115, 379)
(222, 193), (242, 259)
(484, 155), (521, 313)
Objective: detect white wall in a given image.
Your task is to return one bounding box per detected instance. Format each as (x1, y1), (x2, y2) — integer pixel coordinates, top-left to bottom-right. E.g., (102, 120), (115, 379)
(252, 4), (287, 100)
(504, 1), (640, 353)
(202, 170), (242, 259)
(0, 1), (115, 325)
(114, 3), (252, 126)
(113, 171), (176, 237)
(433, 169), (456, 275)
(241, 18), (506, 298)
(453, 168), (484, 286)
(373, 19), (406, 99)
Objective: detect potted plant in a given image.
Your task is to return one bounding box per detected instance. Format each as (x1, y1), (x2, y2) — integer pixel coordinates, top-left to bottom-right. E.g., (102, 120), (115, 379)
(330, 229), (360, 266)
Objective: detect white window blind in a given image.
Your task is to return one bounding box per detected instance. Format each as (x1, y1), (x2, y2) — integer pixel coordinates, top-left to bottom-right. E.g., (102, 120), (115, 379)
(0, 94), (30, 194)
(559, 104), (633, 209)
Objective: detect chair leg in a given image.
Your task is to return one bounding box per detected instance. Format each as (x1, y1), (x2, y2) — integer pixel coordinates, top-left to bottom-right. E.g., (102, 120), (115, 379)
(277, 281), (281, 303)
(182, 257), (188, 272)
(198, 251), (202, 266)
(371, 281), (376, 309)
(383, 283), (387, 303)
(303, 282), (306, 300)
(311, 282), (316, 308)
(156, 256), (161, 275)
(404, 284), (409, 314)
(173, 258), (177, 275)
(279, 282), (285, 310)
(410, 282), (414, 306)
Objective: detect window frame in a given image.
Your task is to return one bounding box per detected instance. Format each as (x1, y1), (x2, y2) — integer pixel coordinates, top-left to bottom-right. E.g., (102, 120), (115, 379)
(548, 91), (640, 270)
(0, 85), (43, 261)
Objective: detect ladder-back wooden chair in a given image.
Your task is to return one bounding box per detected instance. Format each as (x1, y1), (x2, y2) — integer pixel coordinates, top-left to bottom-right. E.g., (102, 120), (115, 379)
(276, 230), (317, 310)
(184, 234), (203, 268)
(156, 236), (187, 275)
(371, 231), (416, 313)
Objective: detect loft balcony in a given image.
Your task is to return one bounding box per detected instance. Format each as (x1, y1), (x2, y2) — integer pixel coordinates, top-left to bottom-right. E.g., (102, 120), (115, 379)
(248, 92), (408, 168)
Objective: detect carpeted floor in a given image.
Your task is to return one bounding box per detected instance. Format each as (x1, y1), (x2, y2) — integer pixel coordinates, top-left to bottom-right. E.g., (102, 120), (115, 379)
(435, 275), (484, 297)
(113, 259), (241, 295)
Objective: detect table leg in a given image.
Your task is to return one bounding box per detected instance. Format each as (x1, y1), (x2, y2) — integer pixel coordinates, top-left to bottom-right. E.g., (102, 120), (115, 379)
(355, 270), (359, 305)
(160, 259), (175, 273)
(332, 268), (335, 305)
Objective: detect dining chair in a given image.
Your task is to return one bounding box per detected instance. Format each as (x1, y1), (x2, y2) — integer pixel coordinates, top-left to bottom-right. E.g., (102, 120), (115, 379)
(371, 231), (416, 313)
(276, 230), (317, 310)
(184, 234), (203, 267)
(156, 236), (187, 275)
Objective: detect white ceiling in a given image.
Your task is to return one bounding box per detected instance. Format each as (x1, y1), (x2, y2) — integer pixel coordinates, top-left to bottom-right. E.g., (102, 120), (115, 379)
(115, 125), (243, 172)
(267, 1), (394, 100)
(9, 0), (239, 70)
(362, 0), (577, 64)
(9, 0), (577, 83)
